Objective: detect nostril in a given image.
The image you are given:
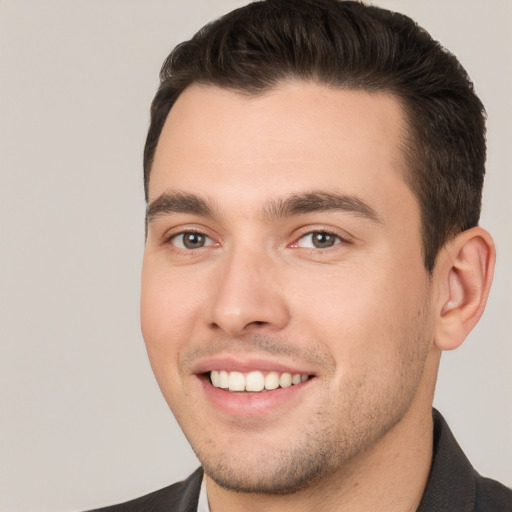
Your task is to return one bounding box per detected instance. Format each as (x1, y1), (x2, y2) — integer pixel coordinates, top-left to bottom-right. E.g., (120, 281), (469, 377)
(245, 320), (269, 330)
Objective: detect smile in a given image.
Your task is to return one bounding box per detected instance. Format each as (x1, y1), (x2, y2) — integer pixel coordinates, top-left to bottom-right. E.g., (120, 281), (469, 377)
(210, 370), (309, 392)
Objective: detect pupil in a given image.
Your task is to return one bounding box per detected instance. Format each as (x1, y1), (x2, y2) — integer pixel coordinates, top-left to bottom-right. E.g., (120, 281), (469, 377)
(184, 233), (204, 249)
(313, 232), (334, 248)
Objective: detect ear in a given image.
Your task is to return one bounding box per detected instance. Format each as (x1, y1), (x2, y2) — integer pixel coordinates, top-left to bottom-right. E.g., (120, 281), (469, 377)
(434, 227), (495, 351)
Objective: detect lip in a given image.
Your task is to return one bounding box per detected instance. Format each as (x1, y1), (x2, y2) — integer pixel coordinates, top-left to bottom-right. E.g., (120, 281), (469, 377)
(191, 356), (316, 417)
(191, 355), (315, 375)
(197, 374), (313, 416)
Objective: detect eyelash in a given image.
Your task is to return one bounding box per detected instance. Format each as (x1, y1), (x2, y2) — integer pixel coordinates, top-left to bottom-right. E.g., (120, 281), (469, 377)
(167, 230), (217, 250)
(291, 230), (347, 250)
(165, 228), (348, 252)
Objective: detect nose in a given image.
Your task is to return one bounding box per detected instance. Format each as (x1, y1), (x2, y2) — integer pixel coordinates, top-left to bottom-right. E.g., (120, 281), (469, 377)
(207, 247), (290, 336)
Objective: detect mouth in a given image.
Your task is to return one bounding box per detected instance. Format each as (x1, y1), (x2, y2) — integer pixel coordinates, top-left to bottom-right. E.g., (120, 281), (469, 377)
(208, 370), (311, 393)
(190, 355), (317, 416)
(192, 360), (316, 416)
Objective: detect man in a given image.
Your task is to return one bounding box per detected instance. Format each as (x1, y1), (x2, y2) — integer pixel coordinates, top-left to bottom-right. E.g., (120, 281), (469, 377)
(92, 0), (512, 510)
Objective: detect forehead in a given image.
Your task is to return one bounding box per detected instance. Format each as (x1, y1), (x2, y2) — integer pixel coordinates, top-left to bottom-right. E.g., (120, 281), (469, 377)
(149, 82), (413, 220)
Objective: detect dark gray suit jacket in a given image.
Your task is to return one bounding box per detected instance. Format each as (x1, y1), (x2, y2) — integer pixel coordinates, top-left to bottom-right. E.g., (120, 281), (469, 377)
(89, 410), (512, 511)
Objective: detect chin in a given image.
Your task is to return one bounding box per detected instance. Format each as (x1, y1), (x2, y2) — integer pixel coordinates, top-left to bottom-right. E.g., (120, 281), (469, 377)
(201, 450), (331, 495)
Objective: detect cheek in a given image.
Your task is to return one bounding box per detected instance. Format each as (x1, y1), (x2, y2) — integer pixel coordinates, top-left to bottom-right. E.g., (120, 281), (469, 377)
(140, 283), (190, 415)
(291, 261), (430, 370)
(141, 259), (201, 341)
(140, 262), (202, 394)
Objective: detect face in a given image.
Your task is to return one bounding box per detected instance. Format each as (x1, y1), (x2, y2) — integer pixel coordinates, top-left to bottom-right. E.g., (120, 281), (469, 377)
(141, 82), (436, 494)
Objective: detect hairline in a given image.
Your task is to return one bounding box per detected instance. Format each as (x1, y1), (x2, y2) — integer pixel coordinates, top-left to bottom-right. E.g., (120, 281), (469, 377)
(145, 79), (418, 201)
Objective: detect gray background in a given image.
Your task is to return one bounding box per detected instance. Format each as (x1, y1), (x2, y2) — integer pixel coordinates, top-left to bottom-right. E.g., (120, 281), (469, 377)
(1, 1), (510, 511)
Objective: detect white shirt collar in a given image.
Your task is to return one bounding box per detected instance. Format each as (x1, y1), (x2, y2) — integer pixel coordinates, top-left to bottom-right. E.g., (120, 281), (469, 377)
(197, 474), (211, 512)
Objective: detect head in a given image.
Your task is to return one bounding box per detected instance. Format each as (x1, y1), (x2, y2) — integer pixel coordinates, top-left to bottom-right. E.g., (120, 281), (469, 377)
(143, 0), (486, 273)
(140, 0), (494, 500)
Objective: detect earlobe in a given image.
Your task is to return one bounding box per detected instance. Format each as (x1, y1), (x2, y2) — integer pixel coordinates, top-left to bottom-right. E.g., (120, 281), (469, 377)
(434, 227), (495, 351)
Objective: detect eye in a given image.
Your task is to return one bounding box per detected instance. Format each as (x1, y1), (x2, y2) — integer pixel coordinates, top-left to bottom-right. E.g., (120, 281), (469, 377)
(295, 231), (342, 249)
(170, 231), (216, 250)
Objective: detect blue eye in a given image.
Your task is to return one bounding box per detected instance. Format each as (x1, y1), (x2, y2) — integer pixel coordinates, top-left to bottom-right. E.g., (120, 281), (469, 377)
(171, 232), (214, 249)
(298, 231), (341, 249)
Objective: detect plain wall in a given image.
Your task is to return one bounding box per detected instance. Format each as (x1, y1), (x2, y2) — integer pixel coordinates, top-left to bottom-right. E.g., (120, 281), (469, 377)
(0, 1), (510, 510)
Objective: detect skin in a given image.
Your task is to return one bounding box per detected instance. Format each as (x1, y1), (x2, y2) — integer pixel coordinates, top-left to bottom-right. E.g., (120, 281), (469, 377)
(140, 82), (495, 511)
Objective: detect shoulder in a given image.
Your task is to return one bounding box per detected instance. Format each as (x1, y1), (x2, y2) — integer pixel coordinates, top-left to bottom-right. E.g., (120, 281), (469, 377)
(418, 410), (512, 512)
(474, 475), (512, 512)
(86, 467), (204, 512)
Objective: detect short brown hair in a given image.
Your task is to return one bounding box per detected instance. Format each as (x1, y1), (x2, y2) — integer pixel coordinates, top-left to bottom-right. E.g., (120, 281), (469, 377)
(144, 0), (486, 272)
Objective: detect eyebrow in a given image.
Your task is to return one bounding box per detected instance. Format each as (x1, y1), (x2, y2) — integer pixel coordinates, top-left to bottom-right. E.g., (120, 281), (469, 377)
(146, 192), (214, 223)
(146, 190), (382, 224)
(263, 191), (382, 223)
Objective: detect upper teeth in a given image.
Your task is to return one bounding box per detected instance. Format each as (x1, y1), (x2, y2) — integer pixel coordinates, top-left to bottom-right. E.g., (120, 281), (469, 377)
(210, 370), (309, 392)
